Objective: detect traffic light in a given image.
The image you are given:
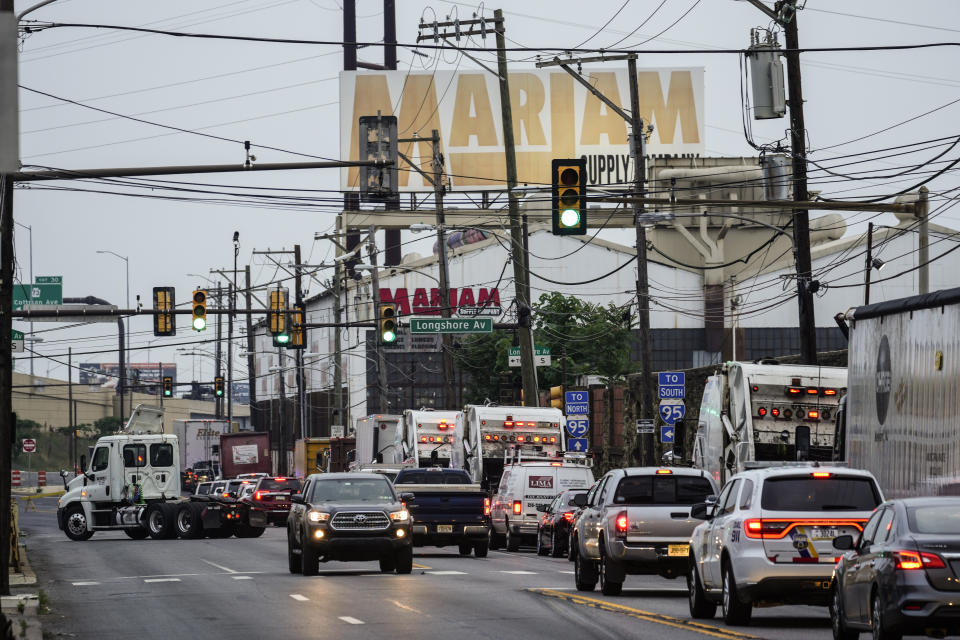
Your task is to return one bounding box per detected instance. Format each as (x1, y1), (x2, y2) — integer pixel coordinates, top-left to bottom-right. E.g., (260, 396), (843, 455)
(162, 376), (173, 398)
(191, 289), (207, 331)
(551, 158), (587, 235)
(214, 376), (224, 397)
(153, 287), (175, 337)
(287, 304), (305, 350)
(379, 302), (397, 344)
(269, 288), (289, 346)
(550, 386), (563, 410)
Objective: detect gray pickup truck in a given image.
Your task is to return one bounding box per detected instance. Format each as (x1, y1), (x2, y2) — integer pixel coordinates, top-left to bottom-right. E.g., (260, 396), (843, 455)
(571, 467), (717, 595)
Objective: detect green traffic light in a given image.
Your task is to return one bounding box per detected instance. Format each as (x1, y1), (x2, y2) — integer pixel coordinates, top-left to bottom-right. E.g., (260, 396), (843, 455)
(382, 329), (397, 343)
(559, 208), (581, 227)
(275, 333), (290, 344)
(163, 390), (172, 398)
(192, 316), (206, 331)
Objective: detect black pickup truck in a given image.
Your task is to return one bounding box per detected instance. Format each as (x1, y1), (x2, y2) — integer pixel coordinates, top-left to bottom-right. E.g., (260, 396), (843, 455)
(393, 468), (490, 558)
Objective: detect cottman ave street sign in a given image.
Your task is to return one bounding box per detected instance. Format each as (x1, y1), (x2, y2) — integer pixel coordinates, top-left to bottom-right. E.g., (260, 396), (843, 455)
(409, 317), (493, 334)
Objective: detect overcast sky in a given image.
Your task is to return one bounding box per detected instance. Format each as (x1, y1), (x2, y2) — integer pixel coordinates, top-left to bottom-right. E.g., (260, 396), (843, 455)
(11, 0), (960, 391)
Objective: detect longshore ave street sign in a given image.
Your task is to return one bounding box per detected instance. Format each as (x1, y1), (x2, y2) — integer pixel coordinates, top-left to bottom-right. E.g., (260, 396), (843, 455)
(408, 317), (493, 334)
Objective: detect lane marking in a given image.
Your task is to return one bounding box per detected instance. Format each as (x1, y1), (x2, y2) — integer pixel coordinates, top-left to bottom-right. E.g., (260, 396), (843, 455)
(202, 559), (237, 574)
(426, 570), (468, 576)
(392, 600), (422, 614)
(144, 578), (181, 583)
(71, 582), (100, 586)
(528, 589), (766, 640)
(412, 563), (432, 569)
(500, 570), (538, 575)
(339, 616), (365, 625)
(231, 576), (253, 580)
(290, 594), (309, 602)
(558, 570), (575, 574)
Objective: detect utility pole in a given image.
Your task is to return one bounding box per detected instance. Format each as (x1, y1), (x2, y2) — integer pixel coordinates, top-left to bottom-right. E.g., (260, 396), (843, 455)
(865, 222), (875, 305)
(227, 282), (233, 426)
(368, 227), (390, 413)
(0, 0), (12, 594)
(277, 347), (287, 475)
(244, 265), (257, 427)
(68, 346), (73, 473)
(493, 9), (538, 406)
(215, 283), (222, 417)
(333, 233), (345, 434)
(431, 130), (455, 409)
(294, 244), (307, 439)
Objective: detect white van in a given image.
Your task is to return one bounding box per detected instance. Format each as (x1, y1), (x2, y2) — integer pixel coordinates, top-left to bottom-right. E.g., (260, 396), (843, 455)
(489, 458), (595, 552)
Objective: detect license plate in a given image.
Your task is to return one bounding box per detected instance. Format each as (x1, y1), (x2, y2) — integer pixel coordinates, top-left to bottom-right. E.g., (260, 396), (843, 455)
(811, 528), (840, 540)
(275, 497), (287, 502)
(668, 544), (689, 557)
(437, 525), (453, 533)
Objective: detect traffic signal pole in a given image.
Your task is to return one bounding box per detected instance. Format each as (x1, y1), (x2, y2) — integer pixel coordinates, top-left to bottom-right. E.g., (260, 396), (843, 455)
(368, 227), (390, 414)
(430, 130), (455, 410)
(294, 244), (307, 439)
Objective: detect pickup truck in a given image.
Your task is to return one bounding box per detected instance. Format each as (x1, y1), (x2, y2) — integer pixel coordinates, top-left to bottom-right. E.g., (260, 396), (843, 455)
(393, 468), (490, 558)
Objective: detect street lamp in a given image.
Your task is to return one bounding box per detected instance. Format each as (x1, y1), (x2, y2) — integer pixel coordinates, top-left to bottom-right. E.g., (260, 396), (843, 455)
(97, 250), (130, 411)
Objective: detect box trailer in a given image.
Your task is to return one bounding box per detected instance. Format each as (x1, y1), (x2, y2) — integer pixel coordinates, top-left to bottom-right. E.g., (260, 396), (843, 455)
(219, 432), (271, 479)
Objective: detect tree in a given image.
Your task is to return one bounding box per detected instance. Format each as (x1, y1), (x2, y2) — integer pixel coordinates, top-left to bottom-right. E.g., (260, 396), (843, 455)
(452, 330), (515, 404)
(93, 416), (123, 437)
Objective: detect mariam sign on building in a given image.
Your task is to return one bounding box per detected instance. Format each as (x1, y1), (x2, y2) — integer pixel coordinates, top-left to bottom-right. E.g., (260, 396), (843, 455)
(380, 287), (502, 318)
(340, 68), (704, 191)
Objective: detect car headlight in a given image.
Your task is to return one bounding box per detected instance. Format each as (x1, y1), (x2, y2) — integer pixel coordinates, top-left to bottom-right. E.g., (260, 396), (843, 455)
(307, 511), (330, 523)
(389, 509), (410, 522)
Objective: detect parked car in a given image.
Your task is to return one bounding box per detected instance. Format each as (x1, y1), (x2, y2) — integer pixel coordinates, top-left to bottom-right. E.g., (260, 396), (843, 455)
(568, 482), (599, 561)
(831, 497), (960, 640)
(537, 489), (589, 558)
(246, 476), (301, 526)
(572, 467), (718, 595)
(490, 458), (595, 552)
(687, 465), (883, 626)
(287, 473), (414, 576)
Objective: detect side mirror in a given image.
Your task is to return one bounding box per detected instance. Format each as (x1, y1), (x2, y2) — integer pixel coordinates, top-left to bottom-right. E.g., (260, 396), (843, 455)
(536, 504), (548, 513)
(290, 493), (304, 504)
(400, 492), (415, 503)
(833, 534), (855, 551)
(705, 494), (718, 506)
(690, 502), (712, 520)
(572, 493), (588, 508)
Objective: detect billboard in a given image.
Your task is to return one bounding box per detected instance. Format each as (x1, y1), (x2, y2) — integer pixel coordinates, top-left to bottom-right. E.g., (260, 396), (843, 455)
(340, 68), (705, 191)
(79, 363), (177, 386)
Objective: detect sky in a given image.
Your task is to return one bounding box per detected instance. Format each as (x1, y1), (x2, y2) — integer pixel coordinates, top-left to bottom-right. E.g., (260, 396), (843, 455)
(10, 0), (960, 393)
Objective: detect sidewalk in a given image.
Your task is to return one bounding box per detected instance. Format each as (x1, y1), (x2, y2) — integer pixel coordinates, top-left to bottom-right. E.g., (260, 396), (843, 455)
(5, 544), (43, 640)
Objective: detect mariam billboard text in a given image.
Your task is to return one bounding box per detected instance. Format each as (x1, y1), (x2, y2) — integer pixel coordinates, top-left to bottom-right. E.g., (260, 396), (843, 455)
(340, 68), (705, 191)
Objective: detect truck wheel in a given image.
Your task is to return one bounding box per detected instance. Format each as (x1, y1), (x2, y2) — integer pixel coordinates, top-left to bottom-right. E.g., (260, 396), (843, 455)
(287, 530), (302, 574)
(473, 541), (489, 558)
(721, 563), (752, 625)
(395, 545), (413, 574)
(599, 544), (623, 596)
(687, 557), (717, 619)
(63, 505), (94, 541)
(488, 527), (504, 551)
(574, 551), (598, 592)
(176, 504), (204, 539)
(145, 503), (175, 540)
(235, 523), (265, 538)
(301, 541), (319, 576)
(379, 555), (396, 573)
(123, 528), (149, 540)
(458, 543), (473, 556)
(505, 520), (520, 552)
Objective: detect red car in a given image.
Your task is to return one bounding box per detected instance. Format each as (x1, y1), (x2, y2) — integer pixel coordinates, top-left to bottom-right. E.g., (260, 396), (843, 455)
(244, 477), (302, 526)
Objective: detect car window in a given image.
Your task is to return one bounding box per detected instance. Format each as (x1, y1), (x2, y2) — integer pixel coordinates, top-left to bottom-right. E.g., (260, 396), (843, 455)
(122, 444), (146, 468)
(720, 479), (741, 514)
(149, 443), (174, 467)
(309, 478), (396, 503)
(738, 479), (754, 510)
(907, 505), (960, 534)
(613, 475), (716, 506)
(859, 509), (884, 548)
(760, 476), (881, 511)
(197, 484), (210, 495)
(873, 509), (896, 545)
(596, 476), (613, 505)
(257, 477), (298, 492)
(713, 482), (733, 514)
(567, 490), (587, 507)
(584, 483), (599, 506)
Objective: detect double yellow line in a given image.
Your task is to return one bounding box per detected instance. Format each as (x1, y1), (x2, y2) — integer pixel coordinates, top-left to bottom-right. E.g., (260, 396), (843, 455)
(528, 588), (766, 640)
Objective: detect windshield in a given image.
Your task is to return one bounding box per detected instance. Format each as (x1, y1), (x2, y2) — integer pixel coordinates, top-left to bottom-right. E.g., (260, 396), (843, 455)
(613, 475), (714, 506)
(395, 471), (471, 484)
(761, 476), (881, 511)
(908, 505), (960, 534)
(258, 478), (299, 492)
(309, 478), (395, 503)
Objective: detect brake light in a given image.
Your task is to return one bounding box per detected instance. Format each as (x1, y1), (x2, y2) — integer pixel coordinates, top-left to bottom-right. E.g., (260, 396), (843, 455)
(752, 385), (759, 392)
(484, 498), (490, 516)
(504, 421), (514, 427)
(771, 408), (781, 417)
(895, 551), (946, 570)
(757, 407), (767, 417)
(277, 478), (286, 482)
(615, 511), (628, 538)
(513, 500), (522, 515)
(550, 437), (557, 443)
(807, 387), (819, 395)
(655, 469), (673, 475)
(744, 518), (865, 539)
(807, 410), (820, 420)
(255, 491), (263, 501)
(484, 435), (491, 441)
(562, 511), (575, 522)
(493, 435), (500, 441)
(812, 471), (831, 478)
(421, 436), (428, 443)
(551, 462), (562, 467)
(516, 436), (525, 443)
(786, 387), (802, 396)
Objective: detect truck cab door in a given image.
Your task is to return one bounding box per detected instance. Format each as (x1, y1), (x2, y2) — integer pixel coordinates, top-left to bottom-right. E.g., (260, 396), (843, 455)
(88, 445), (112, 500)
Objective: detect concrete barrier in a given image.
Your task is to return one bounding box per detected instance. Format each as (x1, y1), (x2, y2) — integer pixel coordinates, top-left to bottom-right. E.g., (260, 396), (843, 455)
(11, 471), (19, 487)
(37, 471), (46, 487)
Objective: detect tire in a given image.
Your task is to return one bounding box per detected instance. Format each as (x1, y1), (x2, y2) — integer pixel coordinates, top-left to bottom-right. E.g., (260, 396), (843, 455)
(206, 524), (233, 539)
(871, 592), (902, 640)
(379, 555), (397, 573)
(287, 529), (301, 574)
(301, 540), (319, 576)
(488, 526), (504, 551)
(473, 541), (489, 558)
(235, 523), (266, 538)
(63, 505), (94, 541)
(687, 558), (717, 619)
(536, 529), (548, 556)
(123, 527), (149, 540)
(176, 504), (204, 539)
(721, 563), (752, 626)
(599, 544), (623, 596)
(568, 534), (577, 562)
(550, 529), (564, 558)
(831, 585), (859, 640)
(395, 545), (414, 574)
(145, 503), (176, 540)
(575, 550), (598, 592)
(505, 520), (520, 552)
(458, 543), (473, 556)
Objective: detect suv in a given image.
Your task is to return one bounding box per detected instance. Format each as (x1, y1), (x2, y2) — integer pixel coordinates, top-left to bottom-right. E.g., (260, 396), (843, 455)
(490, 460), (595, 552)
(287, 473), (414, 576)
(572, 467), (717, 595)
(687, 465), (884, 625)
(247, 476), (300, 526)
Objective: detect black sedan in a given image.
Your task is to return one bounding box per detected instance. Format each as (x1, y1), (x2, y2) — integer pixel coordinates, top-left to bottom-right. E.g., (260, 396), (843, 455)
(536, 489), (588, 558)
(831, 497), (960, 640)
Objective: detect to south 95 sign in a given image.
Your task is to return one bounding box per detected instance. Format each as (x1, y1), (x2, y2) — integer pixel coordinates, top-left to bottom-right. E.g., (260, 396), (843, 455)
(658, 401), (685, 425)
